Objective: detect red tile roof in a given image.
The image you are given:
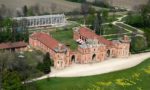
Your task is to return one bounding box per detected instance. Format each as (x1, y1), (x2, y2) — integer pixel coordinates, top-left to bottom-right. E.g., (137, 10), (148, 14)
(30, 32), (60, 50)
(0, 41), (27, 49)
(78, 27), (113, 46)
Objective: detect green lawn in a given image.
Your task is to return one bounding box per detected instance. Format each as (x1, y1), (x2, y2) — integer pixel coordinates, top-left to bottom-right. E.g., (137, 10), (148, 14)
(50, 29), (78, 51)
(105, 15), (121, 23)
(35, 58), (150, 90)
(103, 24), (118, 35)
(103, 23), (130, 35)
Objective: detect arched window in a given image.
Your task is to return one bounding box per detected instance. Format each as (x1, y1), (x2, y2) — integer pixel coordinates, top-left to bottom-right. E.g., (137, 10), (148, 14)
(107, 50), (111, 57)
(92, 54), (96, 60)
(80, 36), (82, 39)
(71, 55), (75, 62)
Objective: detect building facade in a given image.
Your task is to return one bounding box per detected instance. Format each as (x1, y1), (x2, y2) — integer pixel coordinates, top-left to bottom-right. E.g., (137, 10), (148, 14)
(13, 14), (67, 28)
(29, 27), (130, 69)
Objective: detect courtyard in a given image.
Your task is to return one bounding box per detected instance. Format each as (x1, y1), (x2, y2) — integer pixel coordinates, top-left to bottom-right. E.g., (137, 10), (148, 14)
(50, 28), (78, 51)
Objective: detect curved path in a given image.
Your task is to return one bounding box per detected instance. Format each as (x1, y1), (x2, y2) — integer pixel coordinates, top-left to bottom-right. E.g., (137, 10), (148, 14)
(26, 52), (150, 83)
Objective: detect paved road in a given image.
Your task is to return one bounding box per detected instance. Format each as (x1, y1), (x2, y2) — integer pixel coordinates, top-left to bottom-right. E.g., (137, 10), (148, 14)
(26, 52), (150, 83)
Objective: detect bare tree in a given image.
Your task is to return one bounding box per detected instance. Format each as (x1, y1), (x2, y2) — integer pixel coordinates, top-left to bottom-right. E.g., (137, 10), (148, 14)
(0, 4), (9, 17)
(31, 4), (40, 15)
(50, 2), (57, 14)
(16, 10), (22, 17)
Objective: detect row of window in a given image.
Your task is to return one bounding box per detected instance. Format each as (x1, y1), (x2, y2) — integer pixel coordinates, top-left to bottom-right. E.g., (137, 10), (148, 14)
(27, 17), (65, 26)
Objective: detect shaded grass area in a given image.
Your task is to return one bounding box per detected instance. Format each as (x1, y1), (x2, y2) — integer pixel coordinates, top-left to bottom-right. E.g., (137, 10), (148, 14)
(104, 33), (132, 40)
(116, 23), (140, 33)
(35, 58), (150, 90)
(10, 50), (44, 80)
(23, 50), (44, 66)
(50, 29), (78, 51)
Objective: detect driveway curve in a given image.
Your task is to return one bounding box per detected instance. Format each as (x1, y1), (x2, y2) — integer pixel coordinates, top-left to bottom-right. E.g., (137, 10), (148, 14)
(26, 52), (150, 83)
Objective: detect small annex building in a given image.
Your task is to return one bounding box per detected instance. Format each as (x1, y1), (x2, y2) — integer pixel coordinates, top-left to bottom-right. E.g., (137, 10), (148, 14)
(29, 27), (131, 69)
(29, 32), (71, 69)
(0, 41), (28, 51)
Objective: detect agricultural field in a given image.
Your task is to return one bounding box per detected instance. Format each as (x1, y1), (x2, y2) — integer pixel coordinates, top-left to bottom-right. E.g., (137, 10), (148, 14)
(0, 0), (105, 16)
(0, 0), (80, 13)
(107, 0), (148, 10)
(35, 58), (150, 90)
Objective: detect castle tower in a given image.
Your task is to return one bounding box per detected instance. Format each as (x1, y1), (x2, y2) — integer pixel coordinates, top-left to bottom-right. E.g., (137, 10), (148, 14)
(121, 35), (131, 43)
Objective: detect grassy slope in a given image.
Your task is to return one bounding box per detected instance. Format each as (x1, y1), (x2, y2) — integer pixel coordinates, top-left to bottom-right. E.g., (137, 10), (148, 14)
(35, 58), (150, 90)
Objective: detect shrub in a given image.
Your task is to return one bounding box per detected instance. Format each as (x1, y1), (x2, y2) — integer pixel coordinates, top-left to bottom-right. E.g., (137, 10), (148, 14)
(131, 35), (148, 52)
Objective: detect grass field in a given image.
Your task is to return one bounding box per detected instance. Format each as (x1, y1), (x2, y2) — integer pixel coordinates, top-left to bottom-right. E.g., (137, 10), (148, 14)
(103, 24), (119, 35)
(102, 23), (130, 40)
(50, 29), (78, 51)
(35, 58), (150, 90)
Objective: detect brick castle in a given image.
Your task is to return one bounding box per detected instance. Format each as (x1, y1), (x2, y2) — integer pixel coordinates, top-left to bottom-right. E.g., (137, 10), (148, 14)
(29, 27), (130, 69)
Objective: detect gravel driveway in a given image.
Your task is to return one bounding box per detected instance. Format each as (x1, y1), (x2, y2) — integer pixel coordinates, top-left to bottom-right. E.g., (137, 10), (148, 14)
(26, 52), (150, 83)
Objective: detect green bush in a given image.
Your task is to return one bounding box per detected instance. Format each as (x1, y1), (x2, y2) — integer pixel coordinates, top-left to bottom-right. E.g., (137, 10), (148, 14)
(144, 28), (150, 47)
(36, 53), (52, 74)
(131, 36), (147, 52)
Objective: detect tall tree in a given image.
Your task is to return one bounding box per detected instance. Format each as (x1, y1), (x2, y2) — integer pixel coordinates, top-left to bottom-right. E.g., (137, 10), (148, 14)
(93, 12), (103, 35)
(12, 20), (18, 42)
(22, 5), (28, 16)
(37, 52), (52, 74)
(81, 1), (89, 25)
(139, 0), (150, 27)
(33, 4), (40, 15)
(43, 53), (51, 74)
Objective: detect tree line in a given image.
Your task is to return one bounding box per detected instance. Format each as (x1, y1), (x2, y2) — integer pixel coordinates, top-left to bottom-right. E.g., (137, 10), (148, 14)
(80, 1), (109, 35)
(0, 51), (53, 90)
(0, 51), (39, 90)
(0, 18), (29, 43)
(125, 0), (150, 52)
